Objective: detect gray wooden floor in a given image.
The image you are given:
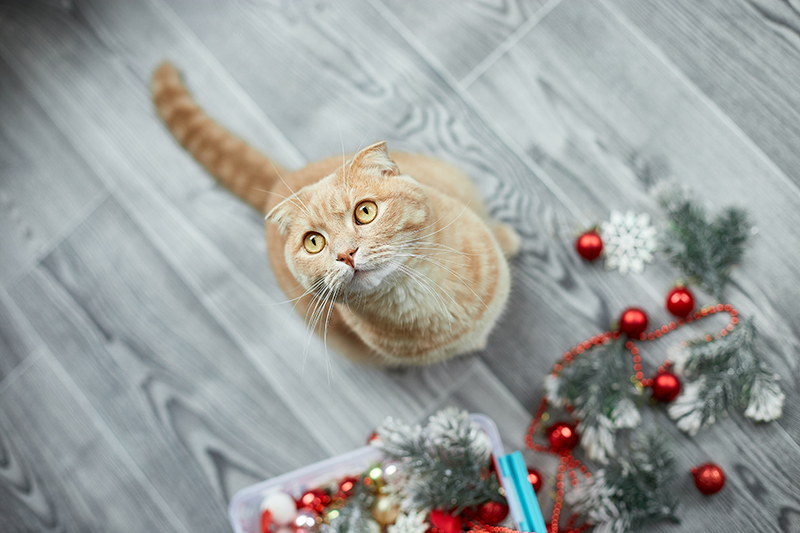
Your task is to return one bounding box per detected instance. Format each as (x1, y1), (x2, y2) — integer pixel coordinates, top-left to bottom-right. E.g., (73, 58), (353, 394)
(1, 0), (799, 531)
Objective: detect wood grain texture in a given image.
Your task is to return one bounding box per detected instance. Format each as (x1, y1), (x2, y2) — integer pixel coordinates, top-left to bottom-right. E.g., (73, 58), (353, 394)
(605, 0), (800, 190)
(0, 0), (476, 459)
(0, 353), (187, 533)
(0, 290), (39, 382)
(466, 0), (800, 423)
(0, 56), (107, 285)
(8, 196), (331, 533)
(464, 0), (800, 529)
(0, 0), (798, 531)
(379, 0), (552, 81)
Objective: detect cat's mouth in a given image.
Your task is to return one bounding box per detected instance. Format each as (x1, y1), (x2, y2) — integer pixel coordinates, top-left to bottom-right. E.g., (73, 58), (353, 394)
(340, 262), (398, 294)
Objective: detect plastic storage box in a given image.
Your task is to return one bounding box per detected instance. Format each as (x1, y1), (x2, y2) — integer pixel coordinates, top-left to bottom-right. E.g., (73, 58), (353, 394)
(228, 413), (539, 533)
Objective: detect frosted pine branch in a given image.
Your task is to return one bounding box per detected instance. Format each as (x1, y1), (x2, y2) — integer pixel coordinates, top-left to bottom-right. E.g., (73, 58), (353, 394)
(372, 408), (502, 512)
(658, 187), (750, 301)
(568, 431), (679, 533)
(548, 339), (642, 462)
(669, 318), (784, 433)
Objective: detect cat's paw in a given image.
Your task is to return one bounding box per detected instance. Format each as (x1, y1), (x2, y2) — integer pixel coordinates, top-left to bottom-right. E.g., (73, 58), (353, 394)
(491, 221), (522, 258)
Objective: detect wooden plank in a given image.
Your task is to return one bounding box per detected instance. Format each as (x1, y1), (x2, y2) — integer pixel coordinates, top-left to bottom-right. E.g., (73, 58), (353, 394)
(0, 290), (39, 382)
(465, 0), (800, 430)
(0, 353), (188, 533)
(8, 197), (330, 533)
(431, 365), (800, 533)
(378, 0), (551, 82)
(0, 56), (106, 285)
(0, 0), (506, 454)
(604, 0), (800, 190)
(462, 0), (800, 529)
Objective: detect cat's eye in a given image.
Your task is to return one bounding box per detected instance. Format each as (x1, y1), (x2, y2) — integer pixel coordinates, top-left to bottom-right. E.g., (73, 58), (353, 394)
(354, 201), (378, 225)
(303, 232), (326, 254)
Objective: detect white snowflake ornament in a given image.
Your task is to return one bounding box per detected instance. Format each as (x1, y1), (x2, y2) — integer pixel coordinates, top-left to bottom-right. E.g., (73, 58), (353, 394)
(600, 210), (657, 274)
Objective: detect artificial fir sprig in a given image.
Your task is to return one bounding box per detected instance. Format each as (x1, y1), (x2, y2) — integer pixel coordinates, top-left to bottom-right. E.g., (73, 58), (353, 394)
(373, 408), (503, 513)
(658, 188), (750, 301)
(321, 474), (380, 533)
(567, 431), (679, 533)
(668, 317), (784, 435)
(546, 339), (642, 462)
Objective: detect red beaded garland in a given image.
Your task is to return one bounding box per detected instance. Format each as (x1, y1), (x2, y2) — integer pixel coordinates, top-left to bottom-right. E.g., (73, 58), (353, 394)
(478, 502), (509, 525)
(619, 307), (649, 338)
(666, 286), (695, 317)
(525, 301), (738, 532)
(546, 422), (580, 453)
(692, 463), (726, 495)
(575, 230), (604, 261)
(651, 371), (681, 402)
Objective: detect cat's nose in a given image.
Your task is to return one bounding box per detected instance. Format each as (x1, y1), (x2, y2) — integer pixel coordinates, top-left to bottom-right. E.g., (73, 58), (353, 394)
(337, 247), (358, 269)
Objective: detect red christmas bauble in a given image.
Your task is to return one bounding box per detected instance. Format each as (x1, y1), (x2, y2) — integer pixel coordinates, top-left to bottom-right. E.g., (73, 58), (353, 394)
(666, 286), (695, 317)
(336, 476), (359, 500)
(692, 463), (726, 495)
(575, 230), (604, 261)
(651, 371), (681, 402)
(367, 430), (380, 444)
(527, 467), (543, 493)
(429, 509), (462, 533)
(478, 502), (509, 525)
(259, 510), (272, 533)
(298, 488), (330, 514)
(619, 307), (649, 338)
(546, 422), (580, 453)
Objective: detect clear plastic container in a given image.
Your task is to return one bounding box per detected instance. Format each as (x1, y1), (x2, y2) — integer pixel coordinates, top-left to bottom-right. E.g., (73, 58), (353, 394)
(228, 413), (507, 533)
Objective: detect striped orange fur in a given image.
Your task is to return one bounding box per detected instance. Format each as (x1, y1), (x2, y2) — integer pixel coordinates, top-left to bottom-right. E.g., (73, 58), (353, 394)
(152, 62), (520, 366)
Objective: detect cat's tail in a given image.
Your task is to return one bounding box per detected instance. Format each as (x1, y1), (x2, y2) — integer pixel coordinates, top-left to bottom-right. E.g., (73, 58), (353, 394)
(151, 61), (286, 213)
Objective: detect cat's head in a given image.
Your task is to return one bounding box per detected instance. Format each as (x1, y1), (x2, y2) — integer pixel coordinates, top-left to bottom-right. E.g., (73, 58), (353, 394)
(266, 142), (432, 296)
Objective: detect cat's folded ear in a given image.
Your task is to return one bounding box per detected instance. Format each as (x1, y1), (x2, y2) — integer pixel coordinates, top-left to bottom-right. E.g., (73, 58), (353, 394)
(265, 196), (297, 234)
(350, 141), (399, 177)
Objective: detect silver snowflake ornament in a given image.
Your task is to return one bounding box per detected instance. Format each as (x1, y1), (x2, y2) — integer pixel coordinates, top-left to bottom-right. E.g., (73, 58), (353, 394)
(600, 210), (657, 274)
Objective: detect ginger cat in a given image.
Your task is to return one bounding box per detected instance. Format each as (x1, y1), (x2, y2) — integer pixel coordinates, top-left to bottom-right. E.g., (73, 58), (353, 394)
(151, 62), (520, 366)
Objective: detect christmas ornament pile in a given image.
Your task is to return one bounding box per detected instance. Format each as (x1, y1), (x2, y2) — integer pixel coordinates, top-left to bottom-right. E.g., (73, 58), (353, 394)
(256, 409), (515, 533)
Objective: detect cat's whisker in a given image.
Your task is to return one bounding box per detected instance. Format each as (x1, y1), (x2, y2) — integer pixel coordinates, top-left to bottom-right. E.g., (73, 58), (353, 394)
(404, 201), (472, 244)
(322, 285), (340, 385)
(392, 261), (454, 322)
(256, 187), (312, 219)
(401, 253), (491, 311)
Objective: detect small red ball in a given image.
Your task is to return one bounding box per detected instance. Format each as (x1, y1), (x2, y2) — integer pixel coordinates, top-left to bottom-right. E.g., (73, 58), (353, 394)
(651, 371), (681, 402)
(259, 510), (273, 533)
(298, 488), (330, 514)
(429, 509), (462, 533)
(666, 286), (695, 317)
(619, 307), (649, 338)
(546, 422), (580, 453)
(336, 476), (359, 500)
(527, 467), (543, 493)
(692, 463), (726, 495)
(367, 431), (380, 444)
(478, 501), (509, 525)
(575, 230), (604, 261)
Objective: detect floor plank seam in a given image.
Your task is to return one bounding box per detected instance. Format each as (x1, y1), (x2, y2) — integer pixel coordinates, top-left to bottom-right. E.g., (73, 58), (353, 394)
(3, 189), (112, 293)
(369, 0), (591, 229)
(145, 0), (308, 169)
(0, 345), (45, 399)
(596, 0), (800, 203)
(0, 41), (339, 460)
(460, 0), (566, 89)
(372, 0), (672, 311)
(42, 349), (195, 533)
(105, 186), (342, 459)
